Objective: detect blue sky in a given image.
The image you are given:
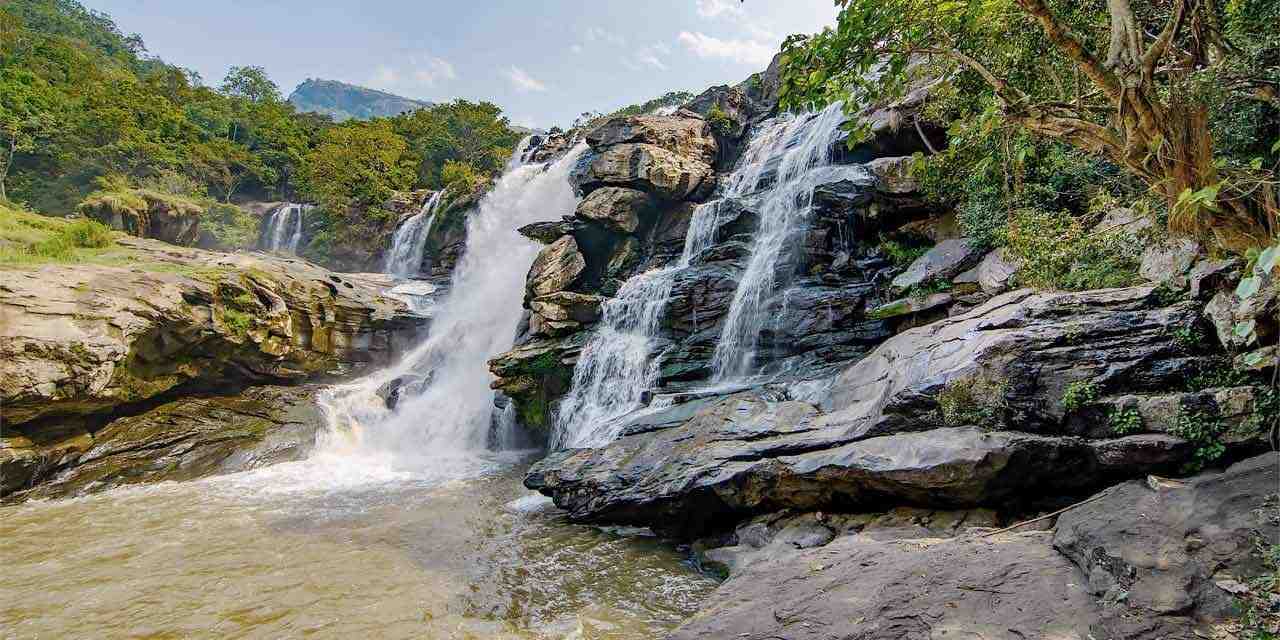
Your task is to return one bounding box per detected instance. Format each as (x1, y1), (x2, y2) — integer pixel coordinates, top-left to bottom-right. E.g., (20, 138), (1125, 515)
(84, 1), (838, 129)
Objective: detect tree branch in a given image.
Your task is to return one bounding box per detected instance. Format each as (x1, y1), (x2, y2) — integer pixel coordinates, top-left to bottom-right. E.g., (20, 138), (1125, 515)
(1142, 0), (1189, 79)
(1015, 0), (1122, 99)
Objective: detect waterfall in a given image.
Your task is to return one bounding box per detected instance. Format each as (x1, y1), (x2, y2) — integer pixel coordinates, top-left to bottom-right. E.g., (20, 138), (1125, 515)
(384, 190), (445, 279)
(553, 103), (849, 449)
(261, 203), (310, 253)
(710, 102), (848, 381)
(317, 140), (587, 465)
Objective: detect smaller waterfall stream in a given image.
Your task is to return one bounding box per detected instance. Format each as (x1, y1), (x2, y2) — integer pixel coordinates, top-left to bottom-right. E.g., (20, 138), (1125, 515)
(261, 203), (310, 253)
(553, 103), (850, 449)
(384, 190), (445, 279)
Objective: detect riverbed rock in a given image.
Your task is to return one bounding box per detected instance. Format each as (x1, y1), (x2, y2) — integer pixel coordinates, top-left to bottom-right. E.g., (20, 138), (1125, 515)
(0, 236), (424, 426)
(579, 144), (714, 201)
(4, 385), (326, 501)
(526, 235), (586, 299)
(1054, 452), (1279, 633)
(866, 155), (918, 194)
(574, 187), (652, 234)
(672, 531), (1099, 640)
(890, 237), (983, 291)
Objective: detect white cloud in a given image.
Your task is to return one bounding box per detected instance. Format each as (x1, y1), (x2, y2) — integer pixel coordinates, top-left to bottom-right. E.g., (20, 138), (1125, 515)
(367, 55), (456, 94)
(696, 0), (744, 19)
(585, 26), (625, 46)
(570, 44), (584, 54)
(411, 56), (456, 87)
(677, 31), (775, 66)
(505, 65), (548, 93)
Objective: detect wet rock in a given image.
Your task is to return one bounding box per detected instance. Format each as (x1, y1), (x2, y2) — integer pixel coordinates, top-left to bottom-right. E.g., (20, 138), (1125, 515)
(0, 237), (425, 426)
(6, 386), (325, 501)
(672, 531), (1099, 640)
(526, 235), (586, 299)
(586, 113), (717, 163)
(808, 166), (876, 220)
(579, 143), (714, 201)
(1055, 453), (1278, 629)
(574, 187), (652, 234)
(890, 237), (983, 291)
(1140, 238), (1202, 288)
(684, 85), (752, 141)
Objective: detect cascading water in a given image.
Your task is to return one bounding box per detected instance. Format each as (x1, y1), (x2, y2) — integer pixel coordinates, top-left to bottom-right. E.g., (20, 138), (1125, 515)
(317, 140), (588, 468)
(710, 102), (849, 380)
(384, 190), (445, 279)
(553, 103), (850, 449)
(261, 203), (310, 253)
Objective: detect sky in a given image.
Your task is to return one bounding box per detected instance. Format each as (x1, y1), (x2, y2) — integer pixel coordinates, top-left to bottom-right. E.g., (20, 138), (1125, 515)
(84, 0), (838, 130)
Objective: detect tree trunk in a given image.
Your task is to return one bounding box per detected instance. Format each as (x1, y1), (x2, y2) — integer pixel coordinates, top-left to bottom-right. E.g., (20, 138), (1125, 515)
(0, 136), (14, 202)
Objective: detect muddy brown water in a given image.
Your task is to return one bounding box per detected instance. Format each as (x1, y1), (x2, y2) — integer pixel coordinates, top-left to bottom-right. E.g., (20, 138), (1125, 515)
(0, 453), (715, 639)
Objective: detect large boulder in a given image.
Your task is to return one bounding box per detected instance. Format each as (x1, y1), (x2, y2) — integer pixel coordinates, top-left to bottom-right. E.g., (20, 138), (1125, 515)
(80, 190), (204, 247)
(574, 187), (652, 234)
(579, 144), (714, 201)
(526, 235), (586, 299)
(586, 114), (717, 163)
(527, 287), (1206, 536)
(3, 385), (325, 501)
(1140, 238), (1202, 288)
(0, 236), (424, 426)
(890, 237), (984, 291)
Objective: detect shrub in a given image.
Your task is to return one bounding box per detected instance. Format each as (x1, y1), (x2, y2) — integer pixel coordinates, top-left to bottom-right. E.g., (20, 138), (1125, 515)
(707, 104), (734, 137)
(1109, 407), (1144, 436)
(63, 218), (114, 248)
(937, 371), (1009, 428)
(879, 234), (930, 269)
(201, 203), (258, 250)
(1061, 380), (1098, 412)
(1006, 208), (1141, 291)
(1169, 410), (1227, 473)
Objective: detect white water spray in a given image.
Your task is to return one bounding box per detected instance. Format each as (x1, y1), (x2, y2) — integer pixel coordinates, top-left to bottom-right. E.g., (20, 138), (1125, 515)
(318, 140), (587, 468)
(710, 102), (850, 380)
(384, 190), (445, 279)
(261, 203), (310, 253)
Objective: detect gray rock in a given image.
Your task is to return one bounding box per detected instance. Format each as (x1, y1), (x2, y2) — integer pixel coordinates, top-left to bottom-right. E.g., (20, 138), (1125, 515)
(5, 386), (324, 501)
(1188, 257), (1239, 299)
(574, 187), (652, 234)
(526, 235), (585, 298)
(1055, 453), (1278, 628)
(975, 248), (1019, 294)
(809, 165), (876, 219)
(867, 292), (953, 319)
(527, 287), (1205, 536)
(579, 143), (714, 201)
(866, 155), (919, 194)
(671, 531), (1100, 640)
(585, 113), (717, 163)
(890, 237), (983, 291)
(1139, 238), (1202, 288)
(518, 219), (576, 244)
(529, 291), (604, 323)
(1095, 207), (1155, 237)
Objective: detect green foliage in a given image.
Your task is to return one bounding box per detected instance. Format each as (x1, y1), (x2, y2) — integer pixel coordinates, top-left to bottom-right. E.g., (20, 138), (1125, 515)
(1186, 359), (1256, 392)
(1169, 410), (1227, 473)
(390, 100), (522, 189)
(440, 160), (485, 194)
(1062, 380), (1098, 413)
(937, 371), (1008, 428)
(1005, 208), (1141, 291)
(220, 307), (253, 338)
(879, 235), (930, 269)
(0, 203), (115, 264)
(299, 119), (413, 212)
(706, 104), (733, 137)
(609, 91), (694, 118)
(196, 202), (256, 250)
(1109, 407), (1144, 436)
(779, 0), (1278, 254)
(1238, 536), (1280, 639)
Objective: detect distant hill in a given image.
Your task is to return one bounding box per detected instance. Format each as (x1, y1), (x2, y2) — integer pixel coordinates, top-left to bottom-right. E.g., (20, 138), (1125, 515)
(288, 79), (433, 121)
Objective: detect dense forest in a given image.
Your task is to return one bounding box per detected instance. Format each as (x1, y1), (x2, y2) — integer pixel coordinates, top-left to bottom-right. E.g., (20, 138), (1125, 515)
(0, 0), (523, 260)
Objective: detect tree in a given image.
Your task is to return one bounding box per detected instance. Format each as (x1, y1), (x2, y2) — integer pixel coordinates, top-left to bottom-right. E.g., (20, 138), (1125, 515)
(781, 0), (1279, 252)
(0, 68), (57, 201)
(392, 100), (521, 188)
(220, 65), (280, 104)
(186, 138), (269, 202)
(300, 120), (414, 211)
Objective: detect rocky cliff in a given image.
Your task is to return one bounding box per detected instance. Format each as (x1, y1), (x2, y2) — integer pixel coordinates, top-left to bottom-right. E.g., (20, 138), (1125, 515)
(496, 68), (1279, 638)
(1, 234), (425, 500)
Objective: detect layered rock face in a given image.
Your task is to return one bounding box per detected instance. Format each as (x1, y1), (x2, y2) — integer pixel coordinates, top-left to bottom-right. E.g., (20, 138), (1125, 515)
(82, 191), (204, 246)
(1, 235), (424, 499)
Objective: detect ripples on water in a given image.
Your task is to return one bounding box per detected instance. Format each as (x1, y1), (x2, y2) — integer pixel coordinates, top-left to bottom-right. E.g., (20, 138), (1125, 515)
(0, 454), (715, 639)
